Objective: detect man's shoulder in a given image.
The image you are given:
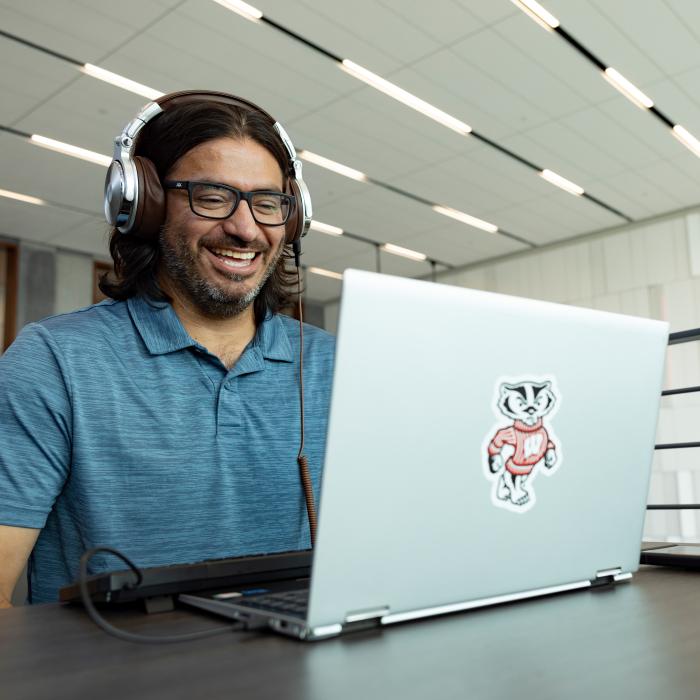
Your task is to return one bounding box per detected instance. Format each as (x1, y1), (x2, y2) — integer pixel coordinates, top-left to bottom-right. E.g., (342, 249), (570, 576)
(31, 299), (129, 338)
(9, 299), (132, 357)
(274, 313), (336, 351)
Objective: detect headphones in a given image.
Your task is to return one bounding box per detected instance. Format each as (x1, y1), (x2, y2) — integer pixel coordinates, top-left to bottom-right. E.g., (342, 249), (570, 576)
(103, 90), (312, 244)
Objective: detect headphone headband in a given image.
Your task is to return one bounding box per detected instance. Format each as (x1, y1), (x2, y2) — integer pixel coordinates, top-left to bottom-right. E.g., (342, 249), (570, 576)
(104, 90), (312, 243)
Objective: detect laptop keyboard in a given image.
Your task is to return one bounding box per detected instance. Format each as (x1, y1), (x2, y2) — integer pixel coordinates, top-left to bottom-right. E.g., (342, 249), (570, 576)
(241, 589), (309, 617)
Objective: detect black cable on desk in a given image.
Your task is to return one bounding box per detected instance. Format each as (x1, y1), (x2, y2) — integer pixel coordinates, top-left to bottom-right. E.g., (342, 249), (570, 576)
(79, 547), (239, 644)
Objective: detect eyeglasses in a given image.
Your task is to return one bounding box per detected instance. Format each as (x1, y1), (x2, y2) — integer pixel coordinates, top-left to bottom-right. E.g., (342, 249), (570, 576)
(163, 180), (295, 226)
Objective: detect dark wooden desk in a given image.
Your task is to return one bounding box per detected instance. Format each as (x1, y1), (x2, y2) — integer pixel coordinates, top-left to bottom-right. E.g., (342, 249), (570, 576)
(2, 566), (700, 700)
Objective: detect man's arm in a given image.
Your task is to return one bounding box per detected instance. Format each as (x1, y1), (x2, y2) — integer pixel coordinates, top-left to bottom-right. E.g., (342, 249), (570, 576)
(0, 525), (40, 608)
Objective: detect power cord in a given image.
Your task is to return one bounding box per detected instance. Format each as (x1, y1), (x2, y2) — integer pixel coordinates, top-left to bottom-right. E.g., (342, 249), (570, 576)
(79, 547), (239, 644)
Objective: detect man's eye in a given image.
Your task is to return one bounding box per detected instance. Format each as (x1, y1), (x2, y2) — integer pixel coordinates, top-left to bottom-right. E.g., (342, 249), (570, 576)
(197, 194), (227, 205)
(254, 200), (280, 212)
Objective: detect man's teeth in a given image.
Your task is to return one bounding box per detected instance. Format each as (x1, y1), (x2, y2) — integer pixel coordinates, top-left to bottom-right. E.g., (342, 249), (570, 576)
(212, 248), (256, 260)
(210, 248), (257, 267)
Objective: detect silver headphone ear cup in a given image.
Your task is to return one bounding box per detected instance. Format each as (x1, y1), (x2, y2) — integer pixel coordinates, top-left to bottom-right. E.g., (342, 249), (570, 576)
(104, 160), (126, 227)
(104, 155), (139, 234)
(286, 177), (311, 243)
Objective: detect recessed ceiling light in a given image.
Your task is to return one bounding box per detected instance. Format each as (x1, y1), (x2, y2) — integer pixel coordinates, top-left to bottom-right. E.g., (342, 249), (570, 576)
(30, 134), (112, 167)
(539, 169), (584, 196)
(212, 0), (263, 21)
(310, 220), (344, 236)
(432, 205), (498, 233)
(380, 243), (427, 262)
(308, 266), (343, 280)
(510, 0), (560, 32)
(298, 150), (368, 182)
(603, 68), (654, 110)
(672, 125), (700, 158)
(340, 60), (472, 136)
(0, 188), (46, 206)
(81, 64), (163, 100)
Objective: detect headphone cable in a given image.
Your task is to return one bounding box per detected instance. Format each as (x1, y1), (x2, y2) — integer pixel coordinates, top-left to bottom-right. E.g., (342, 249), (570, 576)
(293, 240), (317, 546)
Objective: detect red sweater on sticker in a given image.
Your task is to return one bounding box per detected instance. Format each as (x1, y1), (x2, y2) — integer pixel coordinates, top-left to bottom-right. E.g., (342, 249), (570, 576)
(488, 419), (554, 476)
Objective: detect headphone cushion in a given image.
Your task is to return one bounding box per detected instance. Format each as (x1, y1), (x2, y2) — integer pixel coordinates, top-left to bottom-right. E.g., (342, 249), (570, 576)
(285, 178), (303, 244)
(132, 156), (165, 240)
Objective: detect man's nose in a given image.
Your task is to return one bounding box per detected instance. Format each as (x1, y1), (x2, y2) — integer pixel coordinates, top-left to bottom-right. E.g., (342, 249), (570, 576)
(221, 200), (258, 242)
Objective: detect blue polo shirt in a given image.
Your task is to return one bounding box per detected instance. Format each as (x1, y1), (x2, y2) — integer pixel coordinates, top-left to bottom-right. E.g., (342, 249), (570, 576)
(0, 297), (335, 603)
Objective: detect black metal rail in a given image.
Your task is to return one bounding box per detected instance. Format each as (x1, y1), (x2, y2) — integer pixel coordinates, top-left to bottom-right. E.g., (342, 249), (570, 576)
(648, 328), (700, 511)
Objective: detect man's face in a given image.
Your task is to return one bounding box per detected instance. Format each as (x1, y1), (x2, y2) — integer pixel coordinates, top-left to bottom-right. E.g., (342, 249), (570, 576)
(159, 136), (287, 319)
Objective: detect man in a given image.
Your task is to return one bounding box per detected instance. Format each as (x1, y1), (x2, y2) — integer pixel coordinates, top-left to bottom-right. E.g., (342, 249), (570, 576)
(0, 93), (335, 606)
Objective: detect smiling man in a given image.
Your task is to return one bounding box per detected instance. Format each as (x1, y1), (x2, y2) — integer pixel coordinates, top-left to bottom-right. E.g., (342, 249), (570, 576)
(0, 93), (335, 606)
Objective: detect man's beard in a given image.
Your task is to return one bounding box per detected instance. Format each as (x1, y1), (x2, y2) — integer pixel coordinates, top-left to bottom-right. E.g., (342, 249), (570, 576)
(158, 223), (284, 319)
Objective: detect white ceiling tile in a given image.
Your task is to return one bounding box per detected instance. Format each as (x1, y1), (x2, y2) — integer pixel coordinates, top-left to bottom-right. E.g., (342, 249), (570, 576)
(412, 48), (551, 135)
(377, 0), (484, 45)
(597, 169), (685, 214)
(665, 0), (700, 43)
(561, 105), (662, 170)
(0, 0), (180, 63)
(592, 0), (700, 76)
(599, 97), (687, 159)
(450, 28), (590, 120)
(493, 13), (614, 105)
(453, 0), (518, 25)
(636, 158), (700, 210)
(0, 38), (78, 124)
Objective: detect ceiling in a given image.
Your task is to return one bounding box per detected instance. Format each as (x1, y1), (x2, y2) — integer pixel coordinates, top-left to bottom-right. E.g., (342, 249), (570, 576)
(2, 0), (700, 303)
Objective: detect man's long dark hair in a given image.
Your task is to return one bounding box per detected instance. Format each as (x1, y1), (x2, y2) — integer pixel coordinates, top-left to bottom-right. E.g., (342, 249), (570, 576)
(99, 101), (299, 324)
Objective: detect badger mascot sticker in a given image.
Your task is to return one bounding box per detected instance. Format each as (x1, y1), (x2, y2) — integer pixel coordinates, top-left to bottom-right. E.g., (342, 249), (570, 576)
(483, 378), (562, 513)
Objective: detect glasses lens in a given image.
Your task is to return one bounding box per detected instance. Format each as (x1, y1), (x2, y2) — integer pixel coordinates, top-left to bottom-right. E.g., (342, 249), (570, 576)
(190, 183), (236, 218)
(250, 193), (291, 225)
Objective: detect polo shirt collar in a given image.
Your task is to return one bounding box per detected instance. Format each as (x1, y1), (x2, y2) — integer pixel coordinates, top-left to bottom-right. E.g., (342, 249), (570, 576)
(128, 296), (195, 355)
(128, 296), (294, 362)
(253, 312), (294, 363)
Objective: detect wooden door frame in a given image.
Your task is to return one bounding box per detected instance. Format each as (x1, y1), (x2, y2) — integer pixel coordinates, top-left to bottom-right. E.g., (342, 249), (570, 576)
(0, 241), (19, 352)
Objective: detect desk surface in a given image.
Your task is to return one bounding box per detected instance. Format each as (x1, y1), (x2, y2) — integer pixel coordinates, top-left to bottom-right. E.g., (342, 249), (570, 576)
(2, 566), (700, 700)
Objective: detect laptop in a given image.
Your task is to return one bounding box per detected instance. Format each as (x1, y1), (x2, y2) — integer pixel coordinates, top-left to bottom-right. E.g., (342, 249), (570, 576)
(180, 269), (669, 640)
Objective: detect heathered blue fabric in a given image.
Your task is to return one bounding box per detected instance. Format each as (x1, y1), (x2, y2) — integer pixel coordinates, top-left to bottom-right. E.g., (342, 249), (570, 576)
(0, 297), (335, 603)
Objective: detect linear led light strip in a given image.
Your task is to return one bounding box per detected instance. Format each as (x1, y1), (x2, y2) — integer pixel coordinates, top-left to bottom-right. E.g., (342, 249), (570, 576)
(29, 134), (111, 167)
(308, 266), (343, 280)
(0, 187), (46, 206)
(511, 0), (700, 161)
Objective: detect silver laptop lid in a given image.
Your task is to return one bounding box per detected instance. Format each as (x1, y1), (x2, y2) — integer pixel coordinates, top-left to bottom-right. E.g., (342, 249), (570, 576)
(307, 269), (668, 630)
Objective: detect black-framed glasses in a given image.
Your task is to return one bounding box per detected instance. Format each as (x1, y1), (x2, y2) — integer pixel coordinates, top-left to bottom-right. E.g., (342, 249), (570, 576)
(163, 180), (295, 226)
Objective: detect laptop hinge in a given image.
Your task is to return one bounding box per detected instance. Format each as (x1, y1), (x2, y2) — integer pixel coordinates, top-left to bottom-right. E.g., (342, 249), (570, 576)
(344, 605), (390, 625)
(591, 567), (632, 587)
